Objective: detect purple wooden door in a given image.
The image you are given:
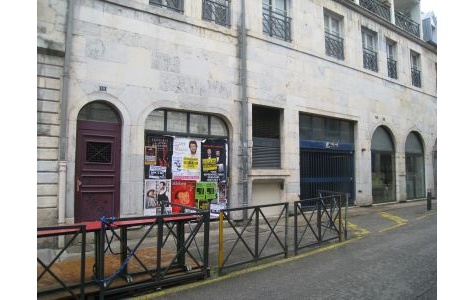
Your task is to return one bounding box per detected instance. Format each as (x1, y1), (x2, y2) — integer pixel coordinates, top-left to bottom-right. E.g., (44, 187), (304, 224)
(75, 120), (121, 222)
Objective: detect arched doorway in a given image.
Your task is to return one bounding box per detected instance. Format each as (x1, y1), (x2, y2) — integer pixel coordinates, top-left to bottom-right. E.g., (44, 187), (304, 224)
(74, 101), (122, 222)
(142, 109), (229, 217)
(371, 126), (395, 203)
(405, 131), (425, 199)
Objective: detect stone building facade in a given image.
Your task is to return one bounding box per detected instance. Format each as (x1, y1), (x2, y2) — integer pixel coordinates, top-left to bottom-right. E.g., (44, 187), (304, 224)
(37, 0), (437, 226)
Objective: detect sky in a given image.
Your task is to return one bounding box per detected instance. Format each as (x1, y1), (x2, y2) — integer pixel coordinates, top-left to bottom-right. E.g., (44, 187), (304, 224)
(420, 0), (438, 14)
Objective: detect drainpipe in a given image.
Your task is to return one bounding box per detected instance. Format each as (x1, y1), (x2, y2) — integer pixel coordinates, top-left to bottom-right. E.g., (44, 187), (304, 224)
(58, 0), (75, 227)
(240, 0), (249, 219)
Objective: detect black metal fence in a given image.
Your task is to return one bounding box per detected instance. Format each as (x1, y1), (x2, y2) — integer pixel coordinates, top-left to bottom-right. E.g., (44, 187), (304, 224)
(411, 67), (421, 87)
(202, 0), (230, 26)
(294, 193), (343, 255)
(38, 195), (345, 298)
(37, 205), (210, 299)
(360, 0), (391, 22)
(262, 5), (292, 42)
(217, 203), (289, 275)
(325, 32), (345, 60)
(363, 48), (378, 72)
(149, 0), (184, 13)
(387, 58), (398, 79)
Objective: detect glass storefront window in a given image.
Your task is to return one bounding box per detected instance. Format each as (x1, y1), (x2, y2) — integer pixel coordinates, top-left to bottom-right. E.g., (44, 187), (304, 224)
(210, 116), (227, 136)
(166, 111), (187, 133)
(145, 110), (165, 131)
(190, 113), (209, 135)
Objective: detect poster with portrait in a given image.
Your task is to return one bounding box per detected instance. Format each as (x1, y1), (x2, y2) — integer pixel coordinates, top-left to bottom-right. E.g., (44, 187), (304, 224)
(143, 179), (172, 216)
(201, 139), (227, 183)
(145, 134), (173, 179)
(171, 180), (197, 213)
(143, 180), (159, 216)
(172, 137), (201, 181)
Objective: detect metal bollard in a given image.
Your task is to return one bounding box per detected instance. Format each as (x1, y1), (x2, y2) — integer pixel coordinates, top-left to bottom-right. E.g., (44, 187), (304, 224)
(427, 191), (432, 211)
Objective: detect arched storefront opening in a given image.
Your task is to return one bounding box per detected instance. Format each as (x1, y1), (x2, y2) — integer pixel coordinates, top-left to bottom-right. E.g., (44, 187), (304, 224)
(143, 109), (229, 217)
(371, 126), (396, 203)
(405, 131), (425, 199)
(75, 101), (122, 222)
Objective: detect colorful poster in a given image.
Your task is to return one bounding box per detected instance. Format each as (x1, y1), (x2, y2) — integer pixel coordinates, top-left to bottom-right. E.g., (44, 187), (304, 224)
(145, 135), (173, 179)
(144, 146), (156, 165)
(172, 137), (201, 181)
(196, 182), (217, 211)
(143, 180), (172, 216)
(201, 139), (227, 183)
(171, 180), (197, 213)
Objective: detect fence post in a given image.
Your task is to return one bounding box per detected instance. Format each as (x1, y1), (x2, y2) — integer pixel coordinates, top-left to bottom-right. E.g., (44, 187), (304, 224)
(344, 193), (349, 241)
(218, 211), (224, 275)
(427, 190), (432, 211)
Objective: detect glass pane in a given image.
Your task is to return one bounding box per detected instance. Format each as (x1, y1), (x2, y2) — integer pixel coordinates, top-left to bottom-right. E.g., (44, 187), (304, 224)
(210, 116), (227, 136)
(145, 110), (165, 131)
(313, 117), (325, 141)
(190, 113), (209, 135)
(371, 127), (394, 151)
(299, 114), (312, 140)
(405, 132), (423, 154)
(78, 102), (120, 123)
(326, 118), (339, 140)
(340, 120), (353, 143)
(166, 111), (187, 133)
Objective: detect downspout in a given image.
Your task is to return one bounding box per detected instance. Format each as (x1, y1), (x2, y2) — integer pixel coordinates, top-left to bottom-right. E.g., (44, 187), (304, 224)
(240, 0), (249, 218)
(58, 0), (75, 226)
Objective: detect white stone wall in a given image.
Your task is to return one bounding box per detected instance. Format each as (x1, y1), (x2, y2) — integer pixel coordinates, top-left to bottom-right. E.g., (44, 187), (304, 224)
(37, 0), (68, 226)
(37, 0), (437, 225)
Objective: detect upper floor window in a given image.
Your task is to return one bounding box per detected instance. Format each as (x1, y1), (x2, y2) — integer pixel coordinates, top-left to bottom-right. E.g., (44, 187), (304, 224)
(324, 11), (344, 60)
(202, 0), (230, 26)
(410, 50), (421, 88)
(386, 38), (397, 79)
(362, 28), (378, 72)
(150, 0), (184, 13)
(262, 0), (292, 42)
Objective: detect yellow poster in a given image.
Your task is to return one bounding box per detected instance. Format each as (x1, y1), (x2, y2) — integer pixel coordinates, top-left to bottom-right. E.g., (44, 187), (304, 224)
(183, 157), (199, 170)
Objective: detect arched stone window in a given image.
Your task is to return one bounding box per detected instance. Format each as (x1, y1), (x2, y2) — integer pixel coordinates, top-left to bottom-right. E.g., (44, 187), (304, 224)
(405, 132), (425, 199)
(371, 126), (395, 203)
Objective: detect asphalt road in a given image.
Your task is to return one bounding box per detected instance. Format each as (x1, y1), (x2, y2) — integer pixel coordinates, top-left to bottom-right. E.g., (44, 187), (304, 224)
(133, 203), (437, 300)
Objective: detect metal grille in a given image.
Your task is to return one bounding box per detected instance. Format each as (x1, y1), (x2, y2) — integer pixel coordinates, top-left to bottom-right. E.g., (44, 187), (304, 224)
(202, 0), (229, 26)
(86, 142), (112, 163)
(360, 0), (391, 21)
(363, 48), (378, 72)
(387, 58), (397, 79)
(262, 5), (292, 42)
(300, 149), (354, 205)
(149, 0), (183, 13)
(325, 32), (344, 60)
(411, 67), (421, 87)
(396, 11), (420, 37)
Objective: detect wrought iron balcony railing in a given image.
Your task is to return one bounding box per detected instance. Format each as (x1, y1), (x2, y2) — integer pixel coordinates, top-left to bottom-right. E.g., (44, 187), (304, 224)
(360, 0), (391, 22)
(202, 0), (230, 26)
(325, 32), (345, 60)
(150, 0), (184, 13)
(411, 67), (421, 87)
(396, 11), (420, 37)
(387, 58), (397, 79)
(363, 48), (378, 72)
(262, 6), (292, 42)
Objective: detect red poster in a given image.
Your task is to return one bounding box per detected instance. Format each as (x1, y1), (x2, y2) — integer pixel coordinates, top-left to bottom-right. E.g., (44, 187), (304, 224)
(171, 180), (197, 213)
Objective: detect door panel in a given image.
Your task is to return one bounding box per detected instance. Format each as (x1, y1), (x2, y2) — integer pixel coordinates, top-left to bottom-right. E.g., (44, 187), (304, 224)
(75, 120), (121, 222)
